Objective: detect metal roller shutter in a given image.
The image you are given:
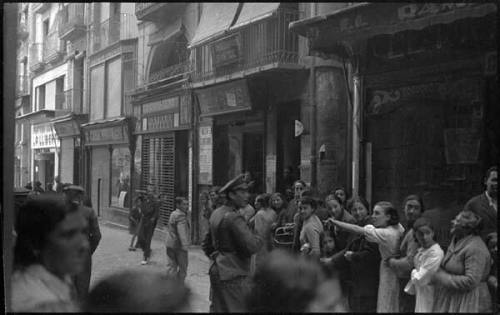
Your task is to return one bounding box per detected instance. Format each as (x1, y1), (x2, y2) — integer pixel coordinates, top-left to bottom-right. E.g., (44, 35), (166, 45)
(141, 134), (175, 227)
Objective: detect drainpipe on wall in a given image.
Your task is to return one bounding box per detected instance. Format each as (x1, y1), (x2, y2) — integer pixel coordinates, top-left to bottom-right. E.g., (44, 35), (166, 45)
(309, 3), (318, 188)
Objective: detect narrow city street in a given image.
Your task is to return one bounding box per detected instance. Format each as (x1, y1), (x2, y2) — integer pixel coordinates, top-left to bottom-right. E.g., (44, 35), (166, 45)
(90, 221), (211, 312)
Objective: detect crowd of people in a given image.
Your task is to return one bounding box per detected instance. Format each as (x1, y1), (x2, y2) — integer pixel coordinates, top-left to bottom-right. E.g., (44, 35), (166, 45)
(10, 165), (497, 313)
(201, 166), (497, 313)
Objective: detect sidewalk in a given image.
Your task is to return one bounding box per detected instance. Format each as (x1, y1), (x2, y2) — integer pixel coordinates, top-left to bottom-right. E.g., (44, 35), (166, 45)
(90, 219), (210, 312)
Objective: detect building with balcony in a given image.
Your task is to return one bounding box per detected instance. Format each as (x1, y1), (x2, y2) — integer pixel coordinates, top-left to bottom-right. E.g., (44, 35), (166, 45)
(186, 3), (310, 241)
(127, 2), (198, 239)
(82, 3), (139, 223)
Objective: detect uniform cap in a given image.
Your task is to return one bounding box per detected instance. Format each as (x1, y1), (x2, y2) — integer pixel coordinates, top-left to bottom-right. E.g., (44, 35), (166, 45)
(218, 174), (254, 194)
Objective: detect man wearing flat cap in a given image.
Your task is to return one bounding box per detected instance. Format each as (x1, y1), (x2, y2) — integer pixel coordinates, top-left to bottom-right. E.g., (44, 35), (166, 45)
(63, 184), (101, 301)
(202, 174), (263, 312)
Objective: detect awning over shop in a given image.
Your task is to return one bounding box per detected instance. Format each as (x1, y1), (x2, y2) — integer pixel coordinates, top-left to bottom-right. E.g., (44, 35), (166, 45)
(230, 3), (280, 30)
(290, 2), (497, 51)
(189, 3), (241, 48)
(148, 18), (184, 47)
(51, 113), (88, 138)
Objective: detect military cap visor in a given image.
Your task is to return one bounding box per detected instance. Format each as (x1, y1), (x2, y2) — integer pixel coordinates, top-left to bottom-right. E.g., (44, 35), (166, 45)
(218, 174), (254, 194)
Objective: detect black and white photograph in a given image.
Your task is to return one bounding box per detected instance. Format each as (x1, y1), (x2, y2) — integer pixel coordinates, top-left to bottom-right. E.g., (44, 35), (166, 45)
(2, 2), (498, 312)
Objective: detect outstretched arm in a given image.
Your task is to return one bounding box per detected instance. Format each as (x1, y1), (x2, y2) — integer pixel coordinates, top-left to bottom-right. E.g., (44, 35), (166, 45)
(329, 219), (365, 235)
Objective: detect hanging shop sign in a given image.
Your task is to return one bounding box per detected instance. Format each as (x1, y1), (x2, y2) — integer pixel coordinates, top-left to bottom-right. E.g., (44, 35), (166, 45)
(53, 119), (80, 138)
(135, 94), (191, 133)
(84, 124), (129, 146)
(196, 79), (252, 116)
(32, 124), (59, 149)
(211, 34), (241, 67)
(199, 124), (213, 185)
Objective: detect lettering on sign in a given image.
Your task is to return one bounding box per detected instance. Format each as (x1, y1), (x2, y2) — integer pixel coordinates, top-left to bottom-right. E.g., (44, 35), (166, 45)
(146, 113), (175, 130)
(32, 124), (59, 149)
(86, 125), (128, 144)
(54, 121), (79, 137)
(398, 3), (476, 21)
(197, 80), (251, 116)
(142, 96), (179, 115)
(199, 125), (213, 185)
(211, 34), (241, 67)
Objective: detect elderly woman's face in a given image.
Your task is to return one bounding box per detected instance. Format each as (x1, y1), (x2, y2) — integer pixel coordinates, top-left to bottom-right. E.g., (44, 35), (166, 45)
(41, 211), (89, 278)
(450, 212), (475, 236)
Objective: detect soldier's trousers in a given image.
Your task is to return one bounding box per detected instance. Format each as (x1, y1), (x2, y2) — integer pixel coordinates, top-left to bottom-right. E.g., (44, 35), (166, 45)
(166, 247), (188, 281)
(209, 265), (250, 313)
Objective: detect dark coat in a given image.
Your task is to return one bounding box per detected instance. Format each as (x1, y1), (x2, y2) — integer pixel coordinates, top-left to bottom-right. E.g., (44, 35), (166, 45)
(136, 199), (159, 251)
(464, 193), (497, 241)
(73, 204), (101, 300)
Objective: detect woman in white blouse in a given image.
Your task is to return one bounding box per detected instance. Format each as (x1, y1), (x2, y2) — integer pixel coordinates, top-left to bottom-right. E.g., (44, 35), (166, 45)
(405, 217), (444, 313)
(328, 201), (405, 312)
(11, 195), (89, 312)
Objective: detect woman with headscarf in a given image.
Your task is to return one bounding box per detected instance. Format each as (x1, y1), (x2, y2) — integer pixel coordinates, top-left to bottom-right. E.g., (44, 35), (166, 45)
(432, 210), (492, 313)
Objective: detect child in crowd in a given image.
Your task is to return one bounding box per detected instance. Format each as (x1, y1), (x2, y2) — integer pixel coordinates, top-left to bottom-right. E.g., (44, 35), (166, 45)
(404, 218), (444, 313)
(321, 230), (337, 259)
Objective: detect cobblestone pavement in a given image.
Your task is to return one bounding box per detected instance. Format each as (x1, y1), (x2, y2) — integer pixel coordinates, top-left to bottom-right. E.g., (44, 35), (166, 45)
(90, 221), (210, 312)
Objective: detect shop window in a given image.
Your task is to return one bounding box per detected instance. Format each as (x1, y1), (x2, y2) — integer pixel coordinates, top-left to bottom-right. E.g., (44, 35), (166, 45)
(110, 147), (131, 208)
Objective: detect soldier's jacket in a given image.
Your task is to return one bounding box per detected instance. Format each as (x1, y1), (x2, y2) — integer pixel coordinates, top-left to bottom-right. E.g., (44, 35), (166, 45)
(202, 205), (262, 281)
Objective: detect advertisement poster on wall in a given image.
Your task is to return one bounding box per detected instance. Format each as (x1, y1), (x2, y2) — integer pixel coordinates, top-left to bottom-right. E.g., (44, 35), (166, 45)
(199, 124), (213, 185)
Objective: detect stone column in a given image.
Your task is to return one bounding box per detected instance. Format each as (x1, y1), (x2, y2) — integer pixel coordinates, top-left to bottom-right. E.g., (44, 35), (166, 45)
(315, 67), (348, 196)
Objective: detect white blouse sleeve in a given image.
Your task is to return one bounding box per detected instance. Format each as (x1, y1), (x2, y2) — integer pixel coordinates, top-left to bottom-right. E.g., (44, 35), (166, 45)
(363, 224), (394, 245)
(411, 246), (444, 286)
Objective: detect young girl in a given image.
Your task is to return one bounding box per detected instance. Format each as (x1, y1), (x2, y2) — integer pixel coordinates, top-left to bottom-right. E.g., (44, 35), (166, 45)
(405, 217), (444, 313)
(321, 230), (337, 259)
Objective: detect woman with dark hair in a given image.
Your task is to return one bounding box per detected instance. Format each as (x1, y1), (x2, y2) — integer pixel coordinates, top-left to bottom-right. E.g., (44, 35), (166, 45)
(405, 217), (444, 313)
(11, 194), (89, 312)
(327, 201), (405, 312)
(323, 194), (356, 251)
(432, 210), (492, 313)
(388, 194), (425, 312)
(270, 192), (288, 217)
(332, 186), (349, 208)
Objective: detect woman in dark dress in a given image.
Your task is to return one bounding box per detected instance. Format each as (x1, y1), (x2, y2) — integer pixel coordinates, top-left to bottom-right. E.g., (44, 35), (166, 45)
(135, 193), (159, 264)
(323, 196), (381, 313)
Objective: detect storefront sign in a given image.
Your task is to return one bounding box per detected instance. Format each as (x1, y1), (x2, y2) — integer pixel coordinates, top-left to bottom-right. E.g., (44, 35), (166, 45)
(144, 113), (179, 131)
(196, 80), (252, 116)
(444, 128), (480, 164)
(32, 124), (59, 149)
(84, 124), (129, 145)
(136, 94), (191, 132)
(199, 125), (213, 185)
(53, 120), (80, 137)
(211, 34), (241, 67)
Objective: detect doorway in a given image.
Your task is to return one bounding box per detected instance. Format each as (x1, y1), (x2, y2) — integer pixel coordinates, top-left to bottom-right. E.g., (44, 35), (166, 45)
(243, 132), (264, 194)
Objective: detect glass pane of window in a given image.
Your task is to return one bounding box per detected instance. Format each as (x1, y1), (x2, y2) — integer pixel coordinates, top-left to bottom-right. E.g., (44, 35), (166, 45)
(106, 57), (122, 118)
(111, 146), (131, 208)
(90, 65), (105, 120)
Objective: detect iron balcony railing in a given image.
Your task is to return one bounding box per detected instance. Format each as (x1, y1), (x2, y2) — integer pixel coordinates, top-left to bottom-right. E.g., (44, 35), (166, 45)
(90, 13), (137, 54)
(59, 3), (86, 40)
(55, 89), (84, 115)
(30, 43), (45, 71)
(191, 8), (301, 82)
(16, 75), (29, 96)
(43, 30), (65, 62)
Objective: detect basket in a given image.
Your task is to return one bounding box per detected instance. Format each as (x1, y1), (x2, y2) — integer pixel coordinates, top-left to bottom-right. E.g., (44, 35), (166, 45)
(273, 223), (295, 249)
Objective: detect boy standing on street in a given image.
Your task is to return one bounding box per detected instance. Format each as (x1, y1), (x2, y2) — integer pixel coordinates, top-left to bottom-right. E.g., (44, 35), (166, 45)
(165, 197), (191, 281)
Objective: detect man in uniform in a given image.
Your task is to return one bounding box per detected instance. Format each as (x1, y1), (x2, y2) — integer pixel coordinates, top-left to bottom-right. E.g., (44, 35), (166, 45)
(63, 184), (102, 300)
(202, 174), (262, 312)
